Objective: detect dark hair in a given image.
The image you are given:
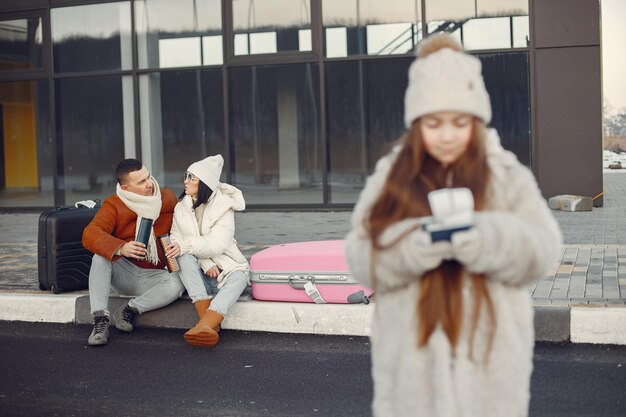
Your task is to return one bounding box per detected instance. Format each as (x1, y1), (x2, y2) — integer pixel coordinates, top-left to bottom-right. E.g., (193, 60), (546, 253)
(179, 180), (213, 209)
(116, 159), (143, 185)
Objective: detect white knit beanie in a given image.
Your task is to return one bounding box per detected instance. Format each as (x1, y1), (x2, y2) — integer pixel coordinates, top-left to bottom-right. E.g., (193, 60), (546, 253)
(187, 154), (223, 192)
(404, 34), (492, 128)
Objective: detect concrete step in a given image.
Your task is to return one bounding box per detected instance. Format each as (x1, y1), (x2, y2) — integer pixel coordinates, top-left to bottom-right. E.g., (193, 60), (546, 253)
(1, 291), (625, 344)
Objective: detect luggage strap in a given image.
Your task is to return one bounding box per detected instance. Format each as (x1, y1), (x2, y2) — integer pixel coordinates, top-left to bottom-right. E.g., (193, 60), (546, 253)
(303, 281), (326, 304)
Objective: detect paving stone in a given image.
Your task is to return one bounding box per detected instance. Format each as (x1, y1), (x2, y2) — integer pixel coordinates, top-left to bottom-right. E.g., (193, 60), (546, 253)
(586, 298), (607, 304)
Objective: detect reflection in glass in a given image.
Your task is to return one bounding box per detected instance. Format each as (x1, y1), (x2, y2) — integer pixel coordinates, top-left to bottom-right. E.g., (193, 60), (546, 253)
(232, 0), (312, 55)
(229, 64), (321, 204)
(158, 38), (202, 68)
(0, 18), (43, 72)
(55, 76), (133, 203)
(512, 16), (529, 48)
(426, 0), (529, 50)
(139, 69), (225, 191)
(0, 80), (53, 207)
(135, 0), (222, 68)
(322, 0), (422, 57)
(479, 52), (531, 166)
(462, 17), (510, 50)
(326, 58), (411, 203)
(51, 2), (132, 73)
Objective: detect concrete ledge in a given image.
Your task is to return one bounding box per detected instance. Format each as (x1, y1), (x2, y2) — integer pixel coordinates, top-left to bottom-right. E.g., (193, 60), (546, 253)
(571, 306), (626, 345)
(1, 291), (625, 344)
(75, 296), (374, 336)
(222, 300), (373, 336)
(533, 306), (570, 342)
(0, 293), (81, 323)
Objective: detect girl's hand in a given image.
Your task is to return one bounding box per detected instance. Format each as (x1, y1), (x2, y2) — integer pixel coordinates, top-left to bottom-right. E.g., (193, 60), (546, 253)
(451, 228), (482, 269)
(206, 265), (220, 279)
(165, 242), (181, 259)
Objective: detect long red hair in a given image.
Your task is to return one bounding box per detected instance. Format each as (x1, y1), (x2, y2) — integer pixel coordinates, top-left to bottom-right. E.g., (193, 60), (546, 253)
(366, 119), (496, 360)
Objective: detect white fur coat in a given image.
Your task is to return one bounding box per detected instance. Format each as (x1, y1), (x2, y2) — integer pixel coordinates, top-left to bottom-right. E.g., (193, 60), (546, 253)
(345, 129), (562, 417)
(170, 184), (249, 288)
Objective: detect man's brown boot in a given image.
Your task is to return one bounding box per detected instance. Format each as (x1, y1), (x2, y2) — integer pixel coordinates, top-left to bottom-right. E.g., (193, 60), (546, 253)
(184, 309), (224, 347)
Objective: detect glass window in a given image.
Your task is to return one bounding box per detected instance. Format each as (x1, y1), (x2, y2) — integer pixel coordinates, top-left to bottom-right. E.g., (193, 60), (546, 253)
(479, 52), (531, 166)
(51, 2), (132, 73)
(229, 64), (321, 205)
(232, 0), (312, 56)
(139, 69), (225, 191)
(0, 18), (43, 72)
(55, 76), (134, 204)
(322, 0), (422, 58)
(512, 16), (529, 48)
(462, 17), (511, 50)
(426, 0), (529, 50)
(135, 0), (223, 69)
(326, 58), (411, 203)
(0, 80), (52, 208)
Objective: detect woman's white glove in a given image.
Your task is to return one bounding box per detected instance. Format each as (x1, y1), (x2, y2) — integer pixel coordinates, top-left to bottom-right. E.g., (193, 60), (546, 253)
(450, 227), (483, 270)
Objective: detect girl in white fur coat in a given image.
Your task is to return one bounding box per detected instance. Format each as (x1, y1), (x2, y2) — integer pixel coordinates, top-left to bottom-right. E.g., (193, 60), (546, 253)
(345, 34), (561, 417)
(166, 154), (249, 347)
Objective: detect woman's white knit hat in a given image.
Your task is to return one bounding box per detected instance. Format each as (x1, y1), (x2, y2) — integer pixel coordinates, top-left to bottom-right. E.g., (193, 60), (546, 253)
(404, 34), (492, 128)
(187, 154), (223, 191)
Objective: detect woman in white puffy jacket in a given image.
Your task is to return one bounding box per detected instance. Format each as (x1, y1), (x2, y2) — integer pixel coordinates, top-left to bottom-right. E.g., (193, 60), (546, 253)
(345, 34), (561, 417)
(166, 154), (249, 347)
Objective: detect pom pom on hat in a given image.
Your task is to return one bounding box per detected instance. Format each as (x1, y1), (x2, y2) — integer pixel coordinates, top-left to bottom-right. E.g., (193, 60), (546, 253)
(404, 34), (492, 128)
(416, 33), (463, 58)
(187, 154), (223, 192)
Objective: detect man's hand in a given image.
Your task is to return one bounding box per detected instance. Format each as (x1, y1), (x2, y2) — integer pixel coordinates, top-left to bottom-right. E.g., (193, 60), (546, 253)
(120, 241), (147, 260)
(206, 266), (220, 279)
(165, 242), (181, 259)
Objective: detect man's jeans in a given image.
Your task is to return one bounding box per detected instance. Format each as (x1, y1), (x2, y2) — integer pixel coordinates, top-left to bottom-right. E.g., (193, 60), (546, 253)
(177, 254), (248, 316)
(89, 254), (185, 316)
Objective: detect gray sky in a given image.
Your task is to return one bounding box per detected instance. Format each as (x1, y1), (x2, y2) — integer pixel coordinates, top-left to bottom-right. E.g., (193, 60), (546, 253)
(602, 0), (626, 115)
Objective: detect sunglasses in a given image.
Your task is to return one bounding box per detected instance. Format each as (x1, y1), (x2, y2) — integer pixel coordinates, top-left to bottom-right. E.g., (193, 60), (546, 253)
(183, 172), (199, 182)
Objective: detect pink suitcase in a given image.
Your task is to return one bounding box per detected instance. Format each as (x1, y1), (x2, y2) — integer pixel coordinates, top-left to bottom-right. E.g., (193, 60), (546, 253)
(250, 240), (374, 304)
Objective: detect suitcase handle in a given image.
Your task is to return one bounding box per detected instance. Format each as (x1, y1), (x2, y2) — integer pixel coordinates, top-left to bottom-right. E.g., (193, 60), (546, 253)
(288, 276), (327, 304)
(288, 275), (315, 290)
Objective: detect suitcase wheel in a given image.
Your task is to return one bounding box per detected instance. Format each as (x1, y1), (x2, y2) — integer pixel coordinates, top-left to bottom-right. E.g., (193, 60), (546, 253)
(347, 290), (370, 304)
(51, 285), (61, 294)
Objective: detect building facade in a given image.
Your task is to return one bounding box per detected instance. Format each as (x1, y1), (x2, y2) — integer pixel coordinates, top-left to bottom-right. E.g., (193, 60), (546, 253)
(0, 0), (601, 210)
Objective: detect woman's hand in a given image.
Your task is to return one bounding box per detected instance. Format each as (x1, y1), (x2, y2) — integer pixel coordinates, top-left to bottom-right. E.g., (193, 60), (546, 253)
(165, 242), (181, 259)
(205, 265), (220, 279)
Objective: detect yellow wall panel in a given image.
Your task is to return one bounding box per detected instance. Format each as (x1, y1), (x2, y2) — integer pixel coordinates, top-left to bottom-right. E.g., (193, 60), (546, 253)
(3, 103), (39, 188)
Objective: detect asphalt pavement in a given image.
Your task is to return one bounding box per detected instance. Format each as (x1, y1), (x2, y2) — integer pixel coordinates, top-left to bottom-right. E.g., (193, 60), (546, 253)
(0, 322), (624, 417)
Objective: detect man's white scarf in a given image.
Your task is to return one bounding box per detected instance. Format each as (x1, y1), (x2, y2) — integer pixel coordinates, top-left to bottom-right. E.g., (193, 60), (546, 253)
(116, 176), (162, 265)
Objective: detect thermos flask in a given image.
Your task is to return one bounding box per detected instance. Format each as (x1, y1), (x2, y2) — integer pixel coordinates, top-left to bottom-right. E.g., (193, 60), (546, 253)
(136, 217), (154, 246)
(157, 233), (180, 273)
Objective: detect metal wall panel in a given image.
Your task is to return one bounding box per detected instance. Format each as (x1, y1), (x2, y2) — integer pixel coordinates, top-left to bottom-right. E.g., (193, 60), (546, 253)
(0, 0), (46, 13)
(531, 0), (602, 205)
(535, 46), (602, 203)
(534, 0), (600, 48)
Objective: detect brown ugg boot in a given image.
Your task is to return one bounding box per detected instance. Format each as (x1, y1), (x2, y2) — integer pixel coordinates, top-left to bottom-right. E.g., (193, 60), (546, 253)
(184, 309), (224, 347)
(193, 299), (211, 319)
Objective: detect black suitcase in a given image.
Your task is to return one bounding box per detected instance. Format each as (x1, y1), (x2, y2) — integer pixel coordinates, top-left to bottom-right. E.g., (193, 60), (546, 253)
(38, 204), (100, 293)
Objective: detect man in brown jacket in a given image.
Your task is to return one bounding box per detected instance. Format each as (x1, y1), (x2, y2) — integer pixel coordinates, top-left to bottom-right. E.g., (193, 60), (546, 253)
(82, 159), (184, 346)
